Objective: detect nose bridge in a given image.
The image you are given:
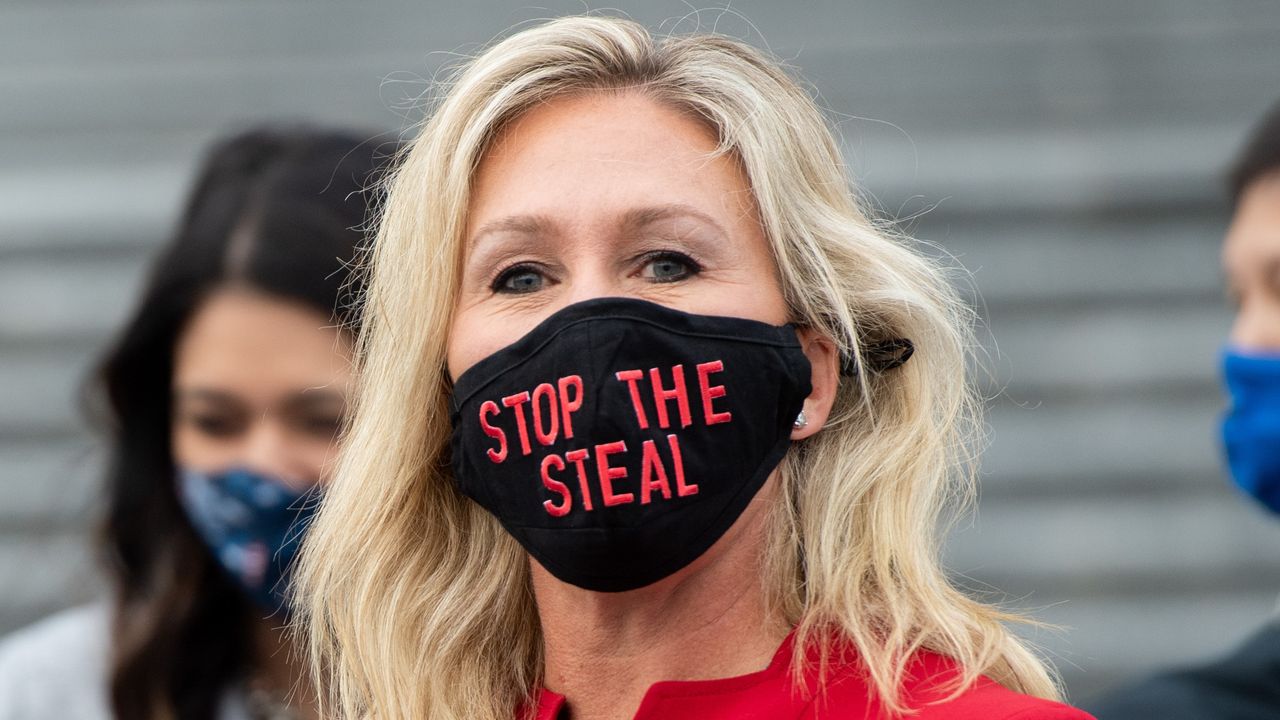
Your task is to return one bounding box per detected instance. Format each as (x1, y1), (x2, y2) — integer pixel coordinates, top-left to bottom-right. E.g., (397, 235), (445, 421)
(238, 413), (296, 480)
(562, 241), (624, 306)
(564, 277), (623, 306)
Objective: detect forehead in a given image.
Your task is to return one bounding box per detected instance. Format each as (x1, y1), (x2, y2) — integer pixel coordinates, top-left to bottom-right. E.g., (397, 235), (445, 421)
(467, 91), (756, 235)
(174, 288), (351, 393)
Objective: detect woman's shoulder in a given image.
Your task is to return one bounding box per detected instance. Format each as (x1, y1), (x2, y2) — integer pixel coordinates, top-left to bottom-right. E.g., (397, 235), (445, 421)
(0, 604), (254, 720)
(908, 676), (1095, 720)
(817, 648), (1095, 720)
(0, 602), (112, 674)
(0, 602), (113, 720)
(900, 650), (1093, 720)
(0, 601), (110, 650)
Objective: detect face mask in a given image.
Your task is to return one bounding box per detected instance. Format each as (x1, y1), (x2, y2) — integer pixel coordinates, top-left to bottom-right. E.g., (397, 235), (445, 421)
(449, 297), (813, 592)
(177, 467), (318, 614)
(1221, 348), (1280, 513)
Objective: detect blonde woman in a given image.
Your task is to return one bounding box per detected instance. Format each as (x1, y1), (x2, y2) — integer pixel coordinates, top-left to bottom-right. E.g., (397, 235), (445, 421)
(296, 16), (1095, 720)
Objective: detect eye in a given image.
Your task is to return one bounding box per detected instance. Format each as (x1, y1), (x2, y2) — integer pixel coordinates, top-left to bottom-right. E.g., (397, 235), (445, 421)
(492, 263), (549, 294)
(185, 413), (245, 439)
(292, 414), (343, 440)
(638, 251), (702, 283)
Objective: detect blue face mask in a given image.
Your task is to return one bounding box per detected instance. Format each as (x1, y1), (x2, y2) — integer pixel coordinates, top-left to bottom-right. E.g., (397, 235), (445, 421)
(1221, 349), (1280, 514)
(176, 467), (319, 615)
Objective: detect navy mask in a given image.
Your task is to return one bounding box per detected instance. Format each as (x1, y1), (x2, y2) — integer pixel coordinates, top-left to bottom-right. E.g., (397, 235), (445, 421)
(1221, 348), (1280, 513)
(449, 297), (812, 592)
(177, 467), (318, 614)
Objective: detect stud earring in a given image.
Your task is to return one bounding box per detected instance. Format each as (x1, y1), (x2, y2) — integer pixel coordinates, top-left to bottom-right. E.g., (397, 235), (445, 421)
(793, 410), (808, 429)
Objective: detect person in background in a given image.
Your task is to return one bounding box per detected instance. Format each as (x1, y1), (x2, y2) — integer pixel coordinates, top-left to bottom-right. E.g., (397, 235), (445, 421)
(295, 16), (1094, 720)
(1089, 101), (1280, 718)
(0, 127), (395, 720)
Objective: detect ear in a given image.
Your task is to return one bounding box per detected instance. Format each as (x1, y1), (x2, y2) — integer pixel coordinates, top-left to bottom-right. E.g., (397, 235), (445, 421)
(791, 327), (840, 440)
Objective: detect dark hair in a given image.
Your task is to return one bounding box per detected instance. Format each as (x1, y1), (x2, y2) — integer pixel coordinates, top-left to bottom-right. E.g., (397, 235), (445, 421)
(90, 126), (396, 719)
(1229, 100), (1280, 207)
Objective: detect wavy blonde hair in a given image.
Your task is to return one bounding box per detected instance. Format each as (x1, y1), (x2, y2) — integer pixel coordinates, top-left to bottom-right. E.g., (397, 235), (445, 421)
(295, 15), (1061, 719)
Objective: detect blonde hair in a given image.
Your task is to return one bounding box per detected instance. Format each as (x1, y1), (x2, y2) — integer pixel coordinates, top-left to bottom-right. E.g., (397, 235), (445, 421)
(296, 15), (1061, 719)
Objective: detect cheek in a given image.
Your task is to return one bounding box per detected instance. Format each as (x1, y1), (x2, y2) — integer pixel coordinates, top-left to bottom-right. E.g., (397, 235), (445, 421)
(681, 271), (788, 327)
(293, 439), (337, 489)
(170, 423), (236, 472)
(690, 236), (788, 326)
(696, 290), (788, 326)
(170, 425), (193, 466)
(446, 307), (530, 380)
(445, 314), (481, 382)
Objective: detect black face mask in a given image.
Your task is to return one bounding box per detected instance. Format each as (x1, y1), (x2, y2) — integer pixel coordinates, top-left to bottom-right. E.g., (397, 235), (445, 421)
(449, 297), (812, 592)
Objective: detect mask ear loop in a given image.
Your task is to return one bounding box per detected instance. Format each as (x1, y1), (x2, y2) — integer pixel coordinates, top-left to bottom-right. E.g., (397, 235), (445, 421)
(839, 338), (915, 376)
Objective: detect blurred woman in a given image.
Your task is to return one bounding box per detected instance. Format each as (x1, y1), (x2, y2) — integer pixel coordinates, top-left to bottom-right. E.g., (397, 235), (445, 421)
(296, 16), (1094, 720)
(0, 127), (394, 719)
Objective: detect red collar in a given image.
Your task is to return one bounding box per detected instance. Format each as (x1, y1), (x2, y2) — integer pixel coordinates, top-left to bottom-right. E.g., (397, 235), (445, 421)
(528, 631), (799, 720)
(523, 630), (1093, 720)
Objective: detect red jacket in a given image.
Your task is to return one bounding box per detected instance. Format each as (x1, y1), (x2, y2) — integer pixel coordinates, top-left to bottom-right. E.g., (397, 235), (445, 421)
(526, 632), (1094, 719)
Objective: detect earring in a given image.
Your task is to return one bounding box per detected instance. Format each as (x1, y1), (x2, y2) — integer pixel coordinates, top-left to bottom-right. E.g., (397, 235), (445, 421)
(793, 410), (808, 429)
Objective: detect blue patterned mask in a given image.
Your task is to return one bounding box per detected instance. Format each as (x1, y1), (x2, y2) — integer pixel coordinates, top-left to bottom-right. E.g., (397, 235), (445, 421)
(1221, 349), (1280, 514)
(176, 467), (319, 615)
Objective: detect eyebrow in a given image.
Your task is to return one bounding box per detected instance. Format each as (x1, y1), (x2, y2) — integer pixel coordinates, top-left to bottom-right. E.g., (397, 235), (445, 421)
(618, 204), (729, 239)
(468, 214), (557, 248)
(174, 387), (345, 410)
(468, 203), (729, 248)
(280, 391), (346, 414)
(174, 388), (242, 407)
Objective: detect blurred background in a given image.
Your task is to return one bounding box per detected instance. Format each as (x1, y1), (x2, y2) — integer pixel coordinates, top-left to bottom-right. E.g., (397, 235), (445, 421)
(2, 0), (1279, 704)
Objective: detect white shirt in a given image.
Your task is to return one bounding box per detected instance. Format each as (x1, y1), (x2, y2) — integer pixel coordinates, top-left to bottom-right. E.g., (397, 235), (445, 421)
(0, 603), (250, 720)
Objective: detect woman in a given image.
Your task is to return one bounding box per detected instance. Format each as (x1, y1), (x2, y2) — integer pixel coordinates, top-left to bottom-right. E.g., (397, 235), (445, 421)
(0, 127), (394, 719)
(297, 17), (1095, 720)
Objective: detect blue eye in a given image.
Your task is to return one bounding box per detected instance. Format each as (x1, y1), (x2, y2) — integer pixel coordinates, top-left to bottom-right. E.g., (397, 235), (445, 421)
(492, 264), (547, 294)
(641, 252), (701, 283)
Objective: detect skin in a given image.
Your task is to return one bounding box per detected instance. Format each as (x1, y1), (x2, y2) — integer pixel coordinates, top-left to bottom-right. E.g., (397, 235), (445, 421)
(1225, 172), (1280, 351)
(172, 286), (352, 719)
(448, 92), (840, 720)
